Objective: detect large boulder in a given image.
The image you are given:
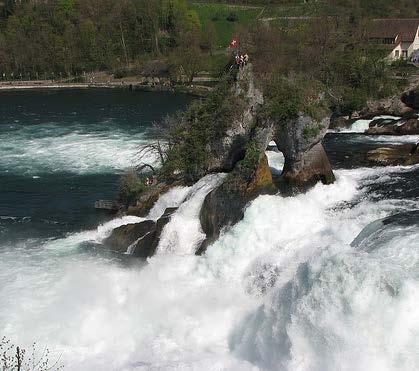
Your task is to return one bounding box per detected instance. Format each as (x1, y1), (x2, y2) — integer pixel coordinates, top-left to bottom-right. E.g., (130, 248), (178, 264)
(127, 182), (179, 217)
(366, 116), (419, 135)
(401, 88), (419, 110)
(329, 115), (353, 130)
(273, 114), (335, 189)
(104, 207), (177, 257)
(367, 143), (419, 166)
(361, 95), (412, 117)
(396, 118), (419, 135)
(198, 153), (276, 254)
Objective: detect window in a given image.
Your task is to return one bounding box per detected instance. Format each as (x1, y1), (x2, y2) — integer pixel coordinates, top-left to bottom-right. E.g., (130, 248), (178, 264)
(395, 50), (400, 58)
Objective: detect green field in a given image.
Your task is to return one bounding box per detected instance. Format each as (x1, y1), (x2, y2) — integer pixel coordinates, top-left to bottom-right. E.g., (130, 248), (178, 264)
(191, 3), (262, 48)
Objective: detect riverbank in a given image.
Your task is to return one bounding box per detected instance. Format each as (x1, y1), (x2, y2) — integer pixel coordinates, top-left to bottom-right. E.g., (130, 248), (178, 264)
(0, 79), (215, 96)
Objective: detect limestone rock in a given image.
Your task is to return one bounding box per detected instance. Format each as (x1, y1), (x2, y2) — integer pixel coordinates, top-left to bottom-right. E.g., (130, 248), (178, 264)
(273, 114), (335, 189)
(362, 95), (412, 117)
(105, 220), (156, 254)
(94, 199), (120, 212)
(401, 88), (419, 110)
(396, 118), (419, 135)
(206, 64), (264, 173)
(277, 142), (335, 190)
(366, 116), (419, 135)
(127, 182), (180, 217)
(329, 115), (352, 130)
(104, 207), (177, 257)
(367, 144), (419, 166)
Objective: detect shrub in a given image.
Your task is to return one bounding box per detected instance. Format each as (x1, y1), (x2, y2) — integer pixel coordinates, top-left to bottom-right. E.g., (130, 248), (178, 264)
(226, 12), (238, 22)
(238, 139), (261, 177)
(0, 336), (63, 371)
(261, 75), (329, 122)
(159, 73), (246, 183)
(119, 169), (147, 206)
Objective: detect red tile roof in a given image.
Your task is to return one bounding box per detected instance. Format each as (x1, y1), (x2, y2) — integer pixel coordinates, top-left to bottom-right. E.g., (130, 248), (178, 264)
(371, 19), (419, 42)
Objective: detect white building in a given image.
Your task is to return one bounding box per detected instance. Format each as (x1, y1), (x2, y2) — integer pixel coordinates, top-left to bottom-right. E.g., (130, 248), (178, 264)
(370, 19), (419, 61)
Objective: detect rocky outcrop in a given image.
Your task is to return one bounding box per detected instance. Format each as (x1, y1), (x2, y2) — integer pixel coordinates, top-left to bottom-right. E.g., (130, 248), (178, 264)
(105, 207), (177, 257)
(401, 87), (419, 110)
(206, 65), (264, 173)
(329, 115), (353, 130)
(109, 67), (338, 258)
(366, 115), (419, 135)
(94, 200), (121, 213)
(361, 95), (412, 117)
(367, 143), (419, 166)
(198, 153), (276, 254)
(272, 114), (335, 189)
(127, 182), (180, 217)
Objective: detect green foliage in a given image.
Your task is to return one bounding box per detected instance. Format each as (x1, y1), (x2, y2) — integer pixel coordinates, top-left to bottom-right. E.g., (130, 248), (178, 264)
(226, 12), (238, 22)
(325, 50), (401, 113)
(190, 3), (260, 47)
(119, 169), (147, 206)
(0, 0), (210, 76)
(303, 125), (321, 140)
(262, 75), (329, 122)
(160, 74), (245, 183)
(57, 0), (76, 16)
(237, 139), (261, 177)
(250, 14), (404, 116)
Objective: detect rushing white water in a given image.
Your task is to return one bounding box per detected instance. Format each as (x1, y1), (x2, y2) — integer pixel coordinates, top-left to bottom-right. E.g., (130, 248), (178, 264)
(266, 150), (285, 176)
(157, 173), (226, 255)
(0, 123), (157, 175)
(1, 164), (418, 370)
(332, 115), (401, 133)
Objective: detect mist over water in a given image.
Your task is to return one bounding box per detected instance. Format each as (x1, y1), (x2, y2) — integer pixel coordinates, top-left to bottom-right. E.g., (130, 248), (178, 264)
(1, 90), (418, 370)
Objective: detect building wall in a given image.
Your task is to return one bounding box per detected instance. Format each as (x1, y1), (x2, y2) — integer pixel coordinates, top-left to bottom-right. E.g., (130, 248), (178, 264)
(408, 25), (419, 57)
(387, 43), (403, 61)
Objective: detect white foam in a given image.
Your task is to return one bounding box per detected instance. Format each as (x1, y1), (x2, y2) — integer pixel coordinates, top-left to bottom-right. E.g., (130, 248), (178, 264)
(265, 150), (284, 175)
(0, 127), (157, 175)
(1, 166), (418, 370)
(157, 174), (227, 255)
(333, 115), (400, 133)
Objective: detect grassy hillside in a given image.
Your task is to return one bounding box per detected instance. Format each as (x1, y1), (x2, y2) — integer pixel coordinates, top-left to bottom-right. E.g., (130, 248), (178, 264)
(191, 3), (261, 47)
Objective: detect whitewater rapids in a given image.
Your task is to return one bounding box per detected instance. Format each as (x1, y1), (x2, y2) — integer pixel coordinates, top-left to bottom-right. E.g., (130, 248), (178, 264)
(1, 164), (418, 371)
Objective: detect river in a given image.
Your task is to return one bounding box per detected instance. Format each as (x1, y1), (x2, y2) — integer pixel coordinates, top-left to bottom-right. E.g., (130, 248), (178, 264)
(0, 89), (418, 370)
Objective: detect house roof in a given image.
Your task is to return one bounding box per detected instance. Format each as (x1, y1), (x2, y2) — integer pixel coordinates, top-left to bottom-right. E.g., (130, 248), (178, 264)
(371, 19), (419, 42)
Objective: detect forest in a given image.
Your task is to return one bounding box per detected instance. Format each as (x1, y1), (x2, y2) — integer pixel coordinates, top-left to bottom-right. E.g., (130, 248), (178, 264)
(0, 0), (418, 79)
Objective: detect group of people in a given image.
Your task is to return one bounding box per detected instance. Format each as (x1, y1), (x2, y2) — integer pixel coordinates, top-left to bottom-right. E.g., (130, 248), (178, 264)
(144, 176), (154, 186)
(234, 53), (249, 69)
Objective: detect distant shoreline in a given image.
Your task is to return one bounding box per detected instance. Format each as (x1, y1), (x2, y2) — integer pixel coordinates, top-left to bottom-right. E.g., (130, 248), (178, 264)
(0, 80), (212, 96)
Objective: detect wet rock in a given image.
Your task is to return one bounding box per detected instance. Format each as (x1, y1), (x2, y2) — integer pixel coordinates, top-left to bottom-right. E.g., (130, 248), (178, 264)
(329, 115), (352, 130)
(361, 95), (412, 117)
(131, 207), (177, 258)
(396, 118), (419, 135)
(276, 142), (335, 191)
(367, 143), (419, 166)
(198, 153), (276, 254)
(104, 207), (177, 257)
(366, 116), (419, 135)
(94, 200), (121, 213)
(105, 220), (156, 254)
(365, 117), (400, 135)
(127, 182), (180, 217)
(273, 114), (335, 190)
(401, 87), (419, 110)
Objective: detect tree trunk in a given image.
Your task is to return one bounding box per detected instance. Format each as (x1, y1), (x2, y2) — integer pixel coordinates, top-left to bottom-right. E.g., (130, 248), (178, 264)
(119, 23), (129, 66)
